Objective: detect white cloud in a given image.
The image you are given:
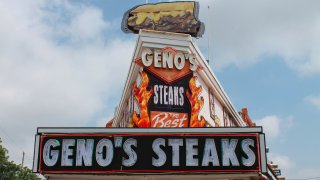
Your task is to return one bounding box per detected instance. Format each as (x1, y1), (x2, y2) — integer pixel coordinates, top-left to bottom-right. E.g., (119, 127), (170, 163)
(0, 0), (134, 167)
(269, 154), (320, 178)
(255, 115), (293, 140)
(269, 153), (295, 171)
(40, 1), (110, 45)
(197, 0), (320, 76)
(267, 153), (320, 178)
(68, 7), (109, 42)
(255, 115), (281, 140)
(305, 94), (320, 109)
(255, 115), (296, 177)
(268, 153), (295, 177)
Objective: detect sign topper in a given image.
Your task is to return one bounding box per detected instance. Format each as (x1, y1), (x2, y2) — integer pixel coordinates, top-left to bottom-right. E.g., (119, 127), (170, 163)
(121, 1), (205, 37)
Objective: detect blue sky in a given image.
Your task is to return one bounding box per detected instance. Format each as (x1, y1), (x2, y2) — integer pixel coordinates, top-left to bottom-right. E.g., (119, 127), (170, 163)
(0, 0), (320, 178)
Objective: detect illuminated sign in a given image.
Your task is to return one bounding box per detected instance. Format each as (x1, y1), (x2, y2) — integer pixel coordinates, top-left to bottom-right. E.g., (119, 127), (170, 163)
(33, 128), (267, 174)
(138, 47), (196, 84)
(132, 47), (205, 128)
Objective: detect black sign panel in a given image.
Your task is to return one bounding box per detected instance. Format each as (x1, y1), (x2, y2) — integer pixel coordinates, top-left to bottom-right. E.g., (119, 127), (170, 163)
(37, 133), (261, 173)
(147, 71), (192, 114)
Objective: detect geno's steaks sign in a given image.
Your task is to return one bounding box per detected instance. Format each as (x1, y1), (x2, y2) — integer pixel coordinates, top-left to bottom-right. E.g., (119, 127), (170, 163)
(33, 128), (267, 174)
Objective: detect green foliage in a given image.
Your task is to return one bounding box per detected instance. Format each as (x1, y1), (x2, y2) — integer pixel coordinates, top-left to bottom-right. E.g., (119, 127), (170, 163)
(0, 138), (41, 180)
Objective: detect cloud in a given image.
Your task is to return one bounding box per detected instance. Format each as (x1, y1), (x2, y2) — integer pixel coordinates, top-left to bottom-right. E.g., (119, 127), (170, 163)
(197, 0), (320, 76)
(255, 115), (293, 140)
(269, 153), (295, 171)
(41, 0), (111, 45)
(268, 153), (295, 177)
(305, 94), (320, 109)
(255, 115), (295, 177)
(269, 154), (320, 178)
(255, 115), (281, 140)
(268, 153), (320, 178)
(0, 0), (134, 167)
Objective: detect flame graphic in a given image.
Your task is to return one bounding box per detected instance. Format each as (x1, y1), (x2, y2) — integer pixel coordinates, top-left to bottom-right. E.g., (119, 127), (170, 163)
(186, 76), (206, 127)
(132, 71), (153, 128)
(128, 118), (135, 128)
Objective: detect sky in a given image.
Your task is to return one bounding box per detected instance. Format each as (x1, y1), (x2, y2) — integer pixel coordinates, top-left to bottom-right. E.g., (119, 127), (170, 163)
(0, 0), (320, 178)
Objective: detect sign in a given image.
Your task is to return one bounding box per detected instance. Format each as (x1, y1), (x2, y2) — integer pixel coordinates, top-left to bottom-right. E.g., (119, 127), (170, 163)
(132, 47), (206, 128)
(150, 111), (188, 128)
(33, 128), (267, 174)
(140, 47), (196, 84)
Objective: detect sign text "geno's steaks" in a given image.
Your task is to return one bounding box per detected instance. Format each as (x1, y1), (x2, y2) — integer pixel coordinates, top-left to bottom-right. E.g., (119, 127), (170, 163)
(37, 134), (261, 173)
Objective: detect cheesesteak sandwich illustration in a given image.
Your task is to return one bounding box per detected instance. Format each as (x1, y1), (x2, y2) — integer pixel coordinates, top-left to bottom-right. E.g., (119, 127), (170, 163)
(122, 1), (205, 37)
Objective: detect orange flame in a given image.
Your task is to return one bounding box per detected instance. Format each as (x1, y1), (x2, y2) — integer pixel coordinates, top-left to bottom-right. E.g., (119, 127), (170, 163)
(186, 76), (206, 127)
(132, 71), (153, 128)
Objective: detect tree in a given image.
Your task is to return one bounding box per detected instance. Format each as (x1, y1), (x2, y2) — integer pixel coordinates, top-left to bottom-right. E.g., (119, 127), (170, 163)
(0, 138), (41, 180)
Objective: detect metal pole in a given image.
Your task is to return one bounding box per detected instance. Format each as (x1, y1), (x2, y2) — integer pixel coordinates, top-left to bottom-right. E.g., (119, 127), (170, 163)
(21, 151), (25, 167)
(207, 5), (211, 64)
